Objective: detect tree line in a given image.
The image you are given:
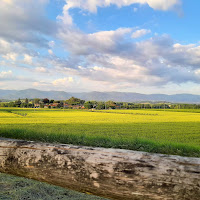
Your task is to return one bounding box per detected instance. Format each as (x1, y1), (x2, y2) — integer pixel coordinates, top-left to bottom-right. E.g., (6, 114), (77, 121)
(1, 97), (200, 110)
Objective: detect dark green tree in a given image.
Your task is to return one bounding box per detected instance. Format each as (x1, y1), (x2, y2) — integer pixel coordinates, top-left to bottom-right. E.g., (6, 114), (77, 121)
(66, 97), (85, 105)
(43, 98), (49, 104)
(15, 98), (21, 107)
(84, 101), (93, 109)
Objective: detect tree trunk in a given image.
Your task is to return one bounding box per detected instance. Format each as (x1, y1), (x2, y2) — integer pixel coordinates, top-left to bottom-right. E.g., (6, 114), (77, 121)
(0, 138), (200, 200)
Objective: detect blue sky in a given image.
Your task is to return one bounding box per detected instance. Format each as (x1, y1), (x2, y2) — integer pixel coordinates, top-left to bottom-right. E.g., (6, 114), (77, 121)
(0, 0), (200, 94)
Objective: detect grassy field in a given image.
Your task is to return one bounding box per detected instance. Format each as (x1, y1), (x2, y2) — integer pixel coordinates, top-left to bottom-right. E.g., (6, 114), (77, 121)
(0, 108), (200, 157)
(0, 172), (107, 200)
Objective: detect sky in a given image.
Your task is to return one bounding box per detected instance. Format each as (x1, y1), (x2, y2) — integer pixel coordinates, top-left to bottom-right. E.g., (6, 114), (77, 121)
(0, 0), (200, 94)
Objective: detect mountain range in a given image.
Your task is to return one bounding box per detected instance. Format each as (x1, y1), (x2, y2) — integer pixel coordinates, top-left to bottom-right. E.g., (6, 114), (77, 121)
(0, 89), (200, 103)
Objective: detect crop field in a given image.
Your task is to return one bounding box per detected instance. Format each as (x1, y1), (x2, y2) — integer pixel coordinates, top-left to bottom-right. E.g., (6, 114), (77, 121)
(0, 108), (200, 157)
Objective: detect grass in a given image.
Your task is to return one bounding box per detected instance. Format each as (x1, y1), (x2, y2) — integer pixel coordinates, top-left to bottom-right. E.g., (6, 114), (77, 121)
(0, 108), (200, 157)
(0, 172), (107, 200)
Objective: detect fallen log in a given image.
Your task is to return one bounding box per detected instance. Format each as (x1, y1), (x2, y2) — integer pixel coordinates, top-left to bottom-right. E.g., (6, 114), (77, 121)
(0, 138), (199, 200)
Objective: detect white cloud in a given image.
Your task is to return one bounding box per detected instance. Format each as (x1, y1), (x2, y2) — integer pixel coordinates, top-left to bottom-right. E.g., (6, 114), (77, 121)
(57, 23), (200, 88)
(88, 28), (132, 50)
(0, 0), (55, 46)
(93, 66), (103, 71)
(59, 0), (182, 25)
(64, 0), (181, 12)
(0, 0), (197, 94)
(0, 39), (11, 51)
(24, 54), (33, 64)
(132, 29), (151, 38)
(35, 67), (47, 73)
(58, 27), (133, 56)
(74, 55), (163, 85)
(195, 69), (200, 75)
(2, 53), (18, 61)
(48, 49), (53, 55)
(2, 0), (13, 5)
(33, 81), (49, 87)
(0, 38), (29, 56)
(147, 0), (181, 11)
(0, 70), (13, 79)
(48, 41), (55, 48)
(52, 77), (74, 86)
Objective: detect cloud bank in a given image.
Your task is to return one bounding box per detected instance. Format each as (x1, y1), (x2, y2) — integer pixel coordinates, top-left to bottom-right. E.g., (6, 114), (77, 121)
(2, 0), (200, 94)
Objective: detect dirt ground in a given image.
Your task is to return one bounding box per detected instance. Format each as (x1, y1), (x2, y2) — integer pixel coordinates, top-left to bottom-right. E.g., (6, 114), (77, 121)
(0, 173), (108, 200)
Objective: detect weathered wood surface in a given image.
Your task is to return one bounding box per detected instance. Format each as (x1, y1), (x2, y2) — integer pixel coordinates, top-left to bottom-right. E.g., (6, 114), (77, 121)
(0, 138), (199, 200)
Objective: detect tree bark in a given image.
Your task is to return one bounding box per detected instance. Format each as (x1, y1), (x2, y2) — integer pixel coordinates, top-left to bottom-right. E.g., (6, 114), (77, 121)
(0, 138), (200, 200)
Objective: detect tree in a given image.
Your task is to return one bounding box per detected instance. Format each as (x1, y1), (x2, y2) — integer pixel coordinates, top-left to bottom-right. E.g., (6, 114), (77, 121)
(15, 98), (21, 107)
(33, 98), (40, 104)
(20, 103), (27, 108)
(66, 97), (85, 105)
(106, 101), (116, 109)
(122, 102), (129, 109)
(96, 102), (105, 110)
(60, 101), (66, 108)
(25, 98), (29, 104)
(28, 103), (33, 108)
(40, 103), (44, 108)
(8, 102), (16, 107)
(84, 101), (93, 109)
(43, 98), (49, 104)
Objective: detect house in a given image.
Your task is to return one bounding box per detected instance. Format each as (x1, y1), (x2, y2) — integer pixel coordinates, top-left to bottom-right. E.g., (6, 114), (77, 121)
(72, 105), (81, 109)
(34, 104), (40, 108)
(49, 103), (60, 108)
(63, 103), (70, 108)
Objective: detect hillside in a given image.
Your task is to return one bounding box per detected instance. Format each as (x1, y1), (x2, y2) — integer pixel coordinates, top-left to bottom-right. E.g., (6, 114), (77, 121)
(0, 89), (200, 103)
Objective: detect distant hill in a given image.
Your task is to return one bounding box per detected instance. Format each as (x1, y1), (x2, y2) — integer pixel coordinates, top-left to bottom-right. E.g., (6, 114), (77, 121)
(0, 89), (200, 103)
(0, 89), (71, 100)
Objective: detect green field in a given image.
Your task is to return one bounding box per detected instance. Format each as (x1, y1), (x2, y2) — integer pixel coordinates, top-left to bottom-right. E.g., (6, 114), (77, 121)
(0, 108), (200, 157)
